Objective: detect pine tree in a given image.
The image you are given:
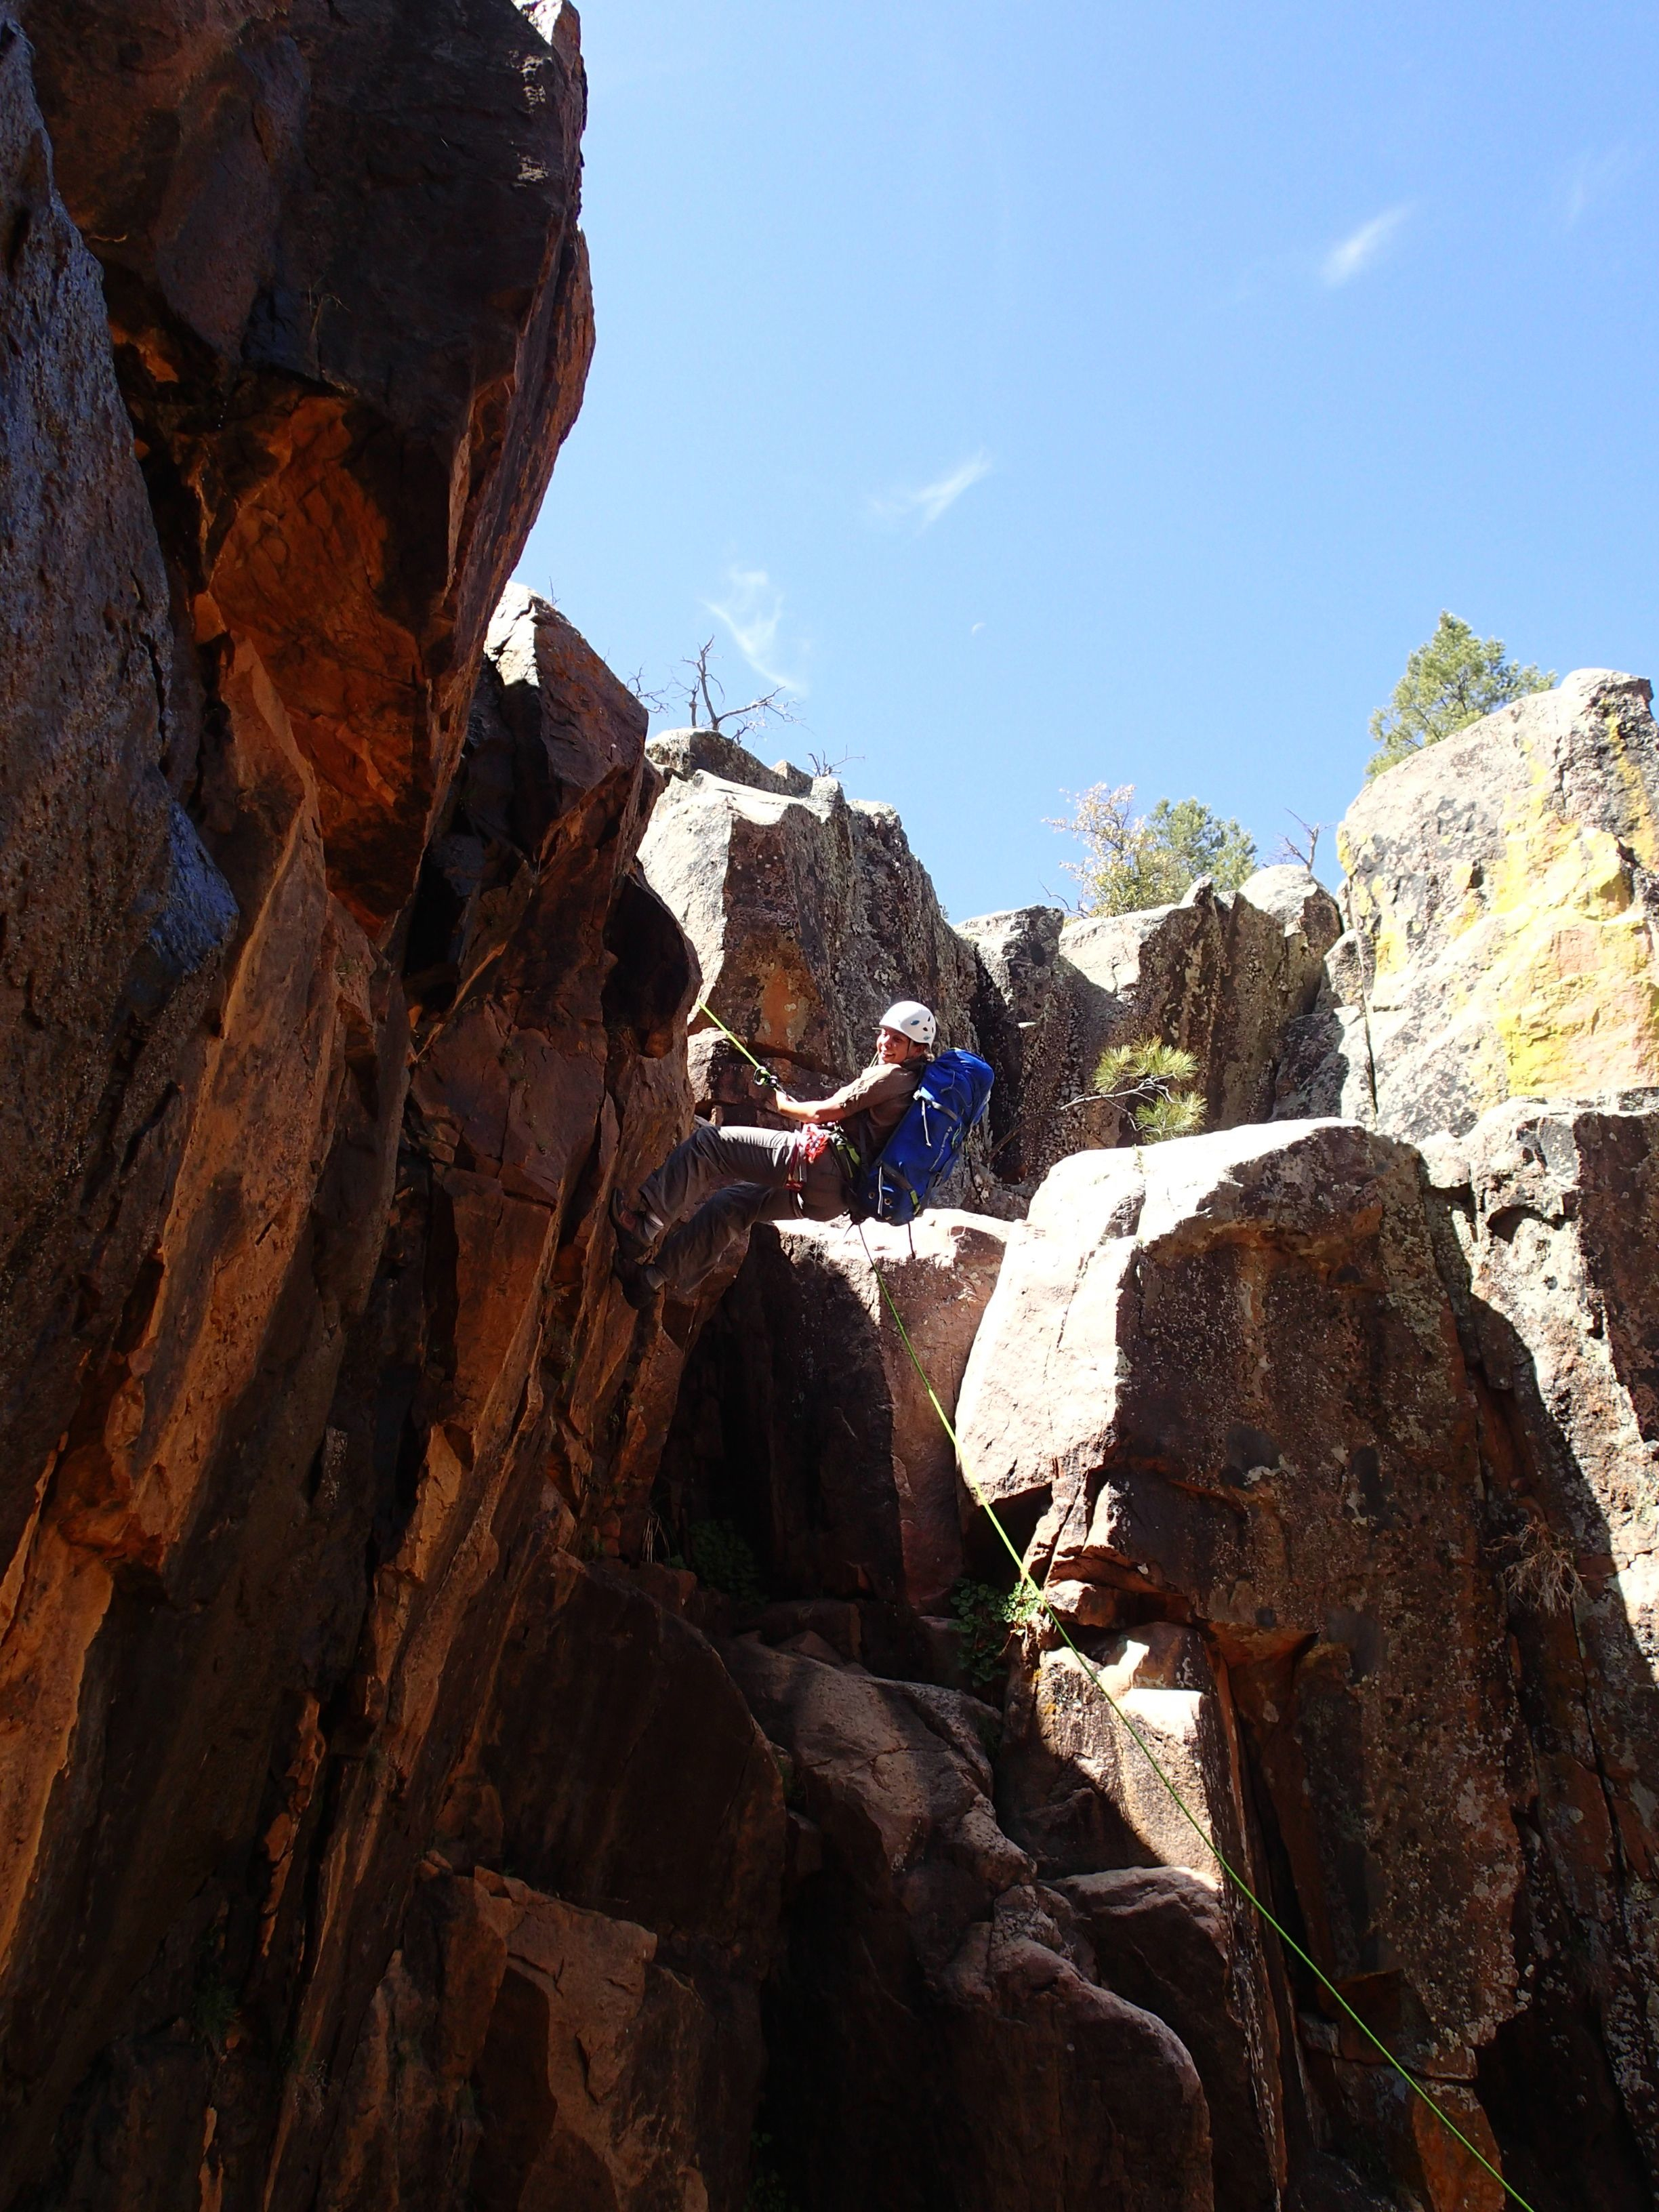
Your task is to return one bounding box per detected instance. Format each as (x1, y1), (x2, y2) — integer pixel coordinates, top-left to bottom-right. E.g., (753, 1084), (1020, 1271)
(1368, 613), (1553, 779)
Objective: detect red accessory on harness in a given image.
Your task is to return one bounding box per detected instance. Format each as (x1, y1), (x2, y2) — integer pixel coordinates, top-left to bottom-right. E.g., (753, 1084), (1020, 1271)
(787, 1124), (835, 1204)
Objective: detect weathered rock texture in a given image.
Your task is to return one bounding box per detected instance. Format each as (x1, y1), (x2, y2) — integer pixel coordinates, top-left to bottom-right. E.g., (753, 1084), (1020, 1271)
(18, 0), (594, 933)
(0, 12), (240, 1599)
(958, 867), (1342, 1187)
(1290, 671), (1659, 1140)
(1421, 1093), (1659, 2201)
(657, 1212), (1012, 1624)
(0, 14), (769, 2204)
(941, 1113), (1659, 2207)
(10, 0), (1659, 2203)
(728, 1640), (1216, 2212)
(639, 728), (981, 1113)
(319, 1557), (784, 2210)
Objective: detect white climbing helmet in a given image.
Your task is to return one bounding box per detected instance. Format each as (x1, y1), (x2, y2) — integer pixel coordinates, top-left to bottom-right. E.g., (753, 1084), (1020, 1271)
(879, 999), (937, 1048)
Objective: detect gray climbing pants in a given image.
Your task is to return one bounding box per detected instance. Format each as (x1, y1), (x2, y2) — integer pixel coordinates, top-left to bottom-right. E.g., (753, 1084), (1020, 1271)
(638, 1121), (848, 1296)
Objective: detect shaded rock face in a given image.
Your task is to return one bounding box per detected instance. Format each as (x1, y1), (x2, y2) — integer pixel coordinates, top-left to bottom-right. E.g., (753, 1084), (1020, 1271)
(638, 729), (981, 1112)
(956, 905), (1078, 1183)
(958, 869), (1341, 1187)
(1422, 1094), (1659, 2200)
(726, 1641), (1215, 2212)
(0, 16), (763, 2200)
(319, 1558), (785, 2212)
(657, 1213), (1012, 1622)
(0, 16), (239, 1589)
(1296, 670), (1659, 1140)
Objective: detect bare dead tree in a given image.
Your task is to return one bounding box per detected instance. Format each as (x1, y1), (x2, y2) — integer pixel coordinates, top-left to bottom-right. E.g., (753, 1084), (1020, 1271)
(680, 640), (800, 741)
(1272, 810), (1324, 873)
(806, 747), (864, 777)
(625, 668), (670, 714)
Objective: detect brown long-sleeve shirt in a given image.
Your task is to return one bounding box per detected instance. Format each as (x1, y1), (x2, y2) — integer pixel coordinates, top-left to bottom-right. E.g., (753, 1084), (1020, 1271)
(807, 1056), (928, 1166)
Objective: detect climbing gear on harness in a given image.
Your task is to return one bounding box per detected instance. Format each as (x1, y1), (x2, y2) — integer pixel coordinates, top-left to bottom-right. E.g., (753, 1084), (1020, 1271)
(859, 1050), (994, 1225)
(879, 998), (937, 1047)
(785, 1124), (836, 1211)
(855, 1225), (1538, 2212)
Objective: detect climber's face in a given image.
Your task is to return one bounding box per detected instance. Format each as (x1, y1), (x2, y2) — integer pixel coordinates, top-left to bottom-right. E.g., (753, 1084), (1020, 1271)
(876, 1025), (920, 1065)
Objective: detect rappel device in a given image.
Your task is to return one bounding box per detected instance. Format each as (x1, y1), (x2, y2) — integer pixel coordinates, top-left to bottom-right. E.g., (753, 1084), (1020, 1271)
(857, 1050), (994, 1226)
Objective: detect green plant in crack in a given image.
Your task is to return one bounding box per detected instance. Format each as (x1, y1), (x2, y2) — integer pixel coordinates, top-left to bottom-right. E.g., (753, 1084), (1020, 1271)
(745, 2133), (798, 2212)
(682, 1519), (767, 1613)
(191, 1965), (239, 2055)
(1092, 1040), (1204, 1141)
(949, 1578), (1040, 1687)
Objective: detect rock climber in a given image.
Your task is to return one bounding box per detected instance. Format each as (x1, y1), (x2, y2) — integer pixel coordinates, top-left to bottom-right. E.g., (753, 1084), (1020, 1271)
(609, 1000), (939, 1303)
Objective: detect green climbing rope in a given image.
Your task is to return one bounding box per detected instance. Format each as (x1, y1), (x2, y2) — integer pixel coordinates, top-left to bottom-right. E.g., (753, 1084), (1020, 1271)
(695, 998), (770, 1075)
(857, 1226), (1537, 2212)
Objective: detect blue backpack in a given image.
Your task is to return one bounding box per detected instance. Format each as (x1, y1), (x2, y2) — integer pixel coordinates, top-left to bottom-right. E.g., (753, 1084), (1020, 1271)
(856, 1050), (994, 1225)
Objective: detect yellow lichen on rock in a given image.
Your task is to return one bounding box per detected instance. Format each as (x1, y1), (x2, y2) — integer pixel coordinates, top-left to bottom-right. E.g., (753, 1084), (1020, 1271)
(1332, 669), (1659, 1138)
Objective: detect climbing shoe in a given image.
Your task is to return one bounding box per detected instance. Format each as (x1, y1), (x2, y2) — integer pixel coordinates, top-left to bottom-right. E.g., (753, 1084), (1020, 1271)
(615, 1256), (665, 1312)
(609, 1187), (664, 1263)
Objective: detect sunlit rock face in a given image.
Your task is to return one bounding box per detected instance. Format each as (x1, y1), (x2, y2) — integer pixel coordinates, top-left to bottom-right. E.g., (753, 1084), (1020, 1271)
(9, 0), (1659, 2200)
(17, 0), (594, 934)
(639, 728), (981, 1117)
(958, 872), (1342, 1189)
(1295, 670), (1659, 1139)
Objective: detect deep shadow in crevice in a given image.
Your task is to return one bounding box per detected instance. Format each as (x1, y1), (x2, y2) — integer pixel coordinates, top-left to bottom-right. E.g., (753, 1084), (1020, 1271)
(1425, 1179), (1659, 2207)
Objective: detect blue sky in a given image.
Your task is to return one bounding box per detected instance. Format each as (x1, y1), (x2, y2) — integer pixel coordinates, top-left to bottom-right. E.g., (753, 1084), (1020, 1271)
(517, 1), (1659, 920)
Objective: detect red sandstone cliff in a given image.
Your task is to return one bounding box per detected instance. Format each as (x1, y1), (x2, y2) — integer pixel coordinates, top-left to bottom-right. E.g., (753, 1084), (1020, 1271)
(5, 7), (1659, 2209)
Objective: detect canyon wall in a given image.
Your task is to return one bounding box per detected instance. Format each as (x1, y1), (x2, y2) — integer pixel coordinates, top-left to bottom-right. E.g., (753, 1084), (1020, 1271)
(5, 5), (1659, 2208)
(0, 8), (767, 2203)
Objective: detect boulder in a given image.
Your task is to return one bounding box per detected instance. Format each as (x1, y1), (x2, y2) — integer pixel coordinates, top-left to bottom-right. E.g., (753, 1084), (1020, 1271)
(653, 1211), (1012, 1618)
(638, 730), (980, 1112)
(954, 1120), (1526, 2190)
(724, 1640), (1215, 2212)
(1423, 1093), (1659, 2191)
(1307, 670), (1659, 1140)
(958, 873), (1340, 1185)
(1059, 873), (1342, 1134)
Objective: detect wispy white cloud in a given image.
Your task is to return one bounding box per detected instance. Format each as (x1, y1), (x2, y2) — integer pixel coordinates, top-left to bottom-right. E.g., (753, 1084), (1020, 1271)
(1321, 204), (1410, 287)
(1561, 144), (1635, 229)
(704, 567), (806, 693)
(867, 449), (994, 531)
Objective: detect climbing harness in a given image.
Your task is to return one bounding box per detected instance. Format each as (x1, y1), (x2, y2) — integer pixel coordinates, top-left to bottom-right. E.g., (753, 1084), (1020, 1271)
(855, 1223), (1538, 2212)
(693, 1000), (853, 1208)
